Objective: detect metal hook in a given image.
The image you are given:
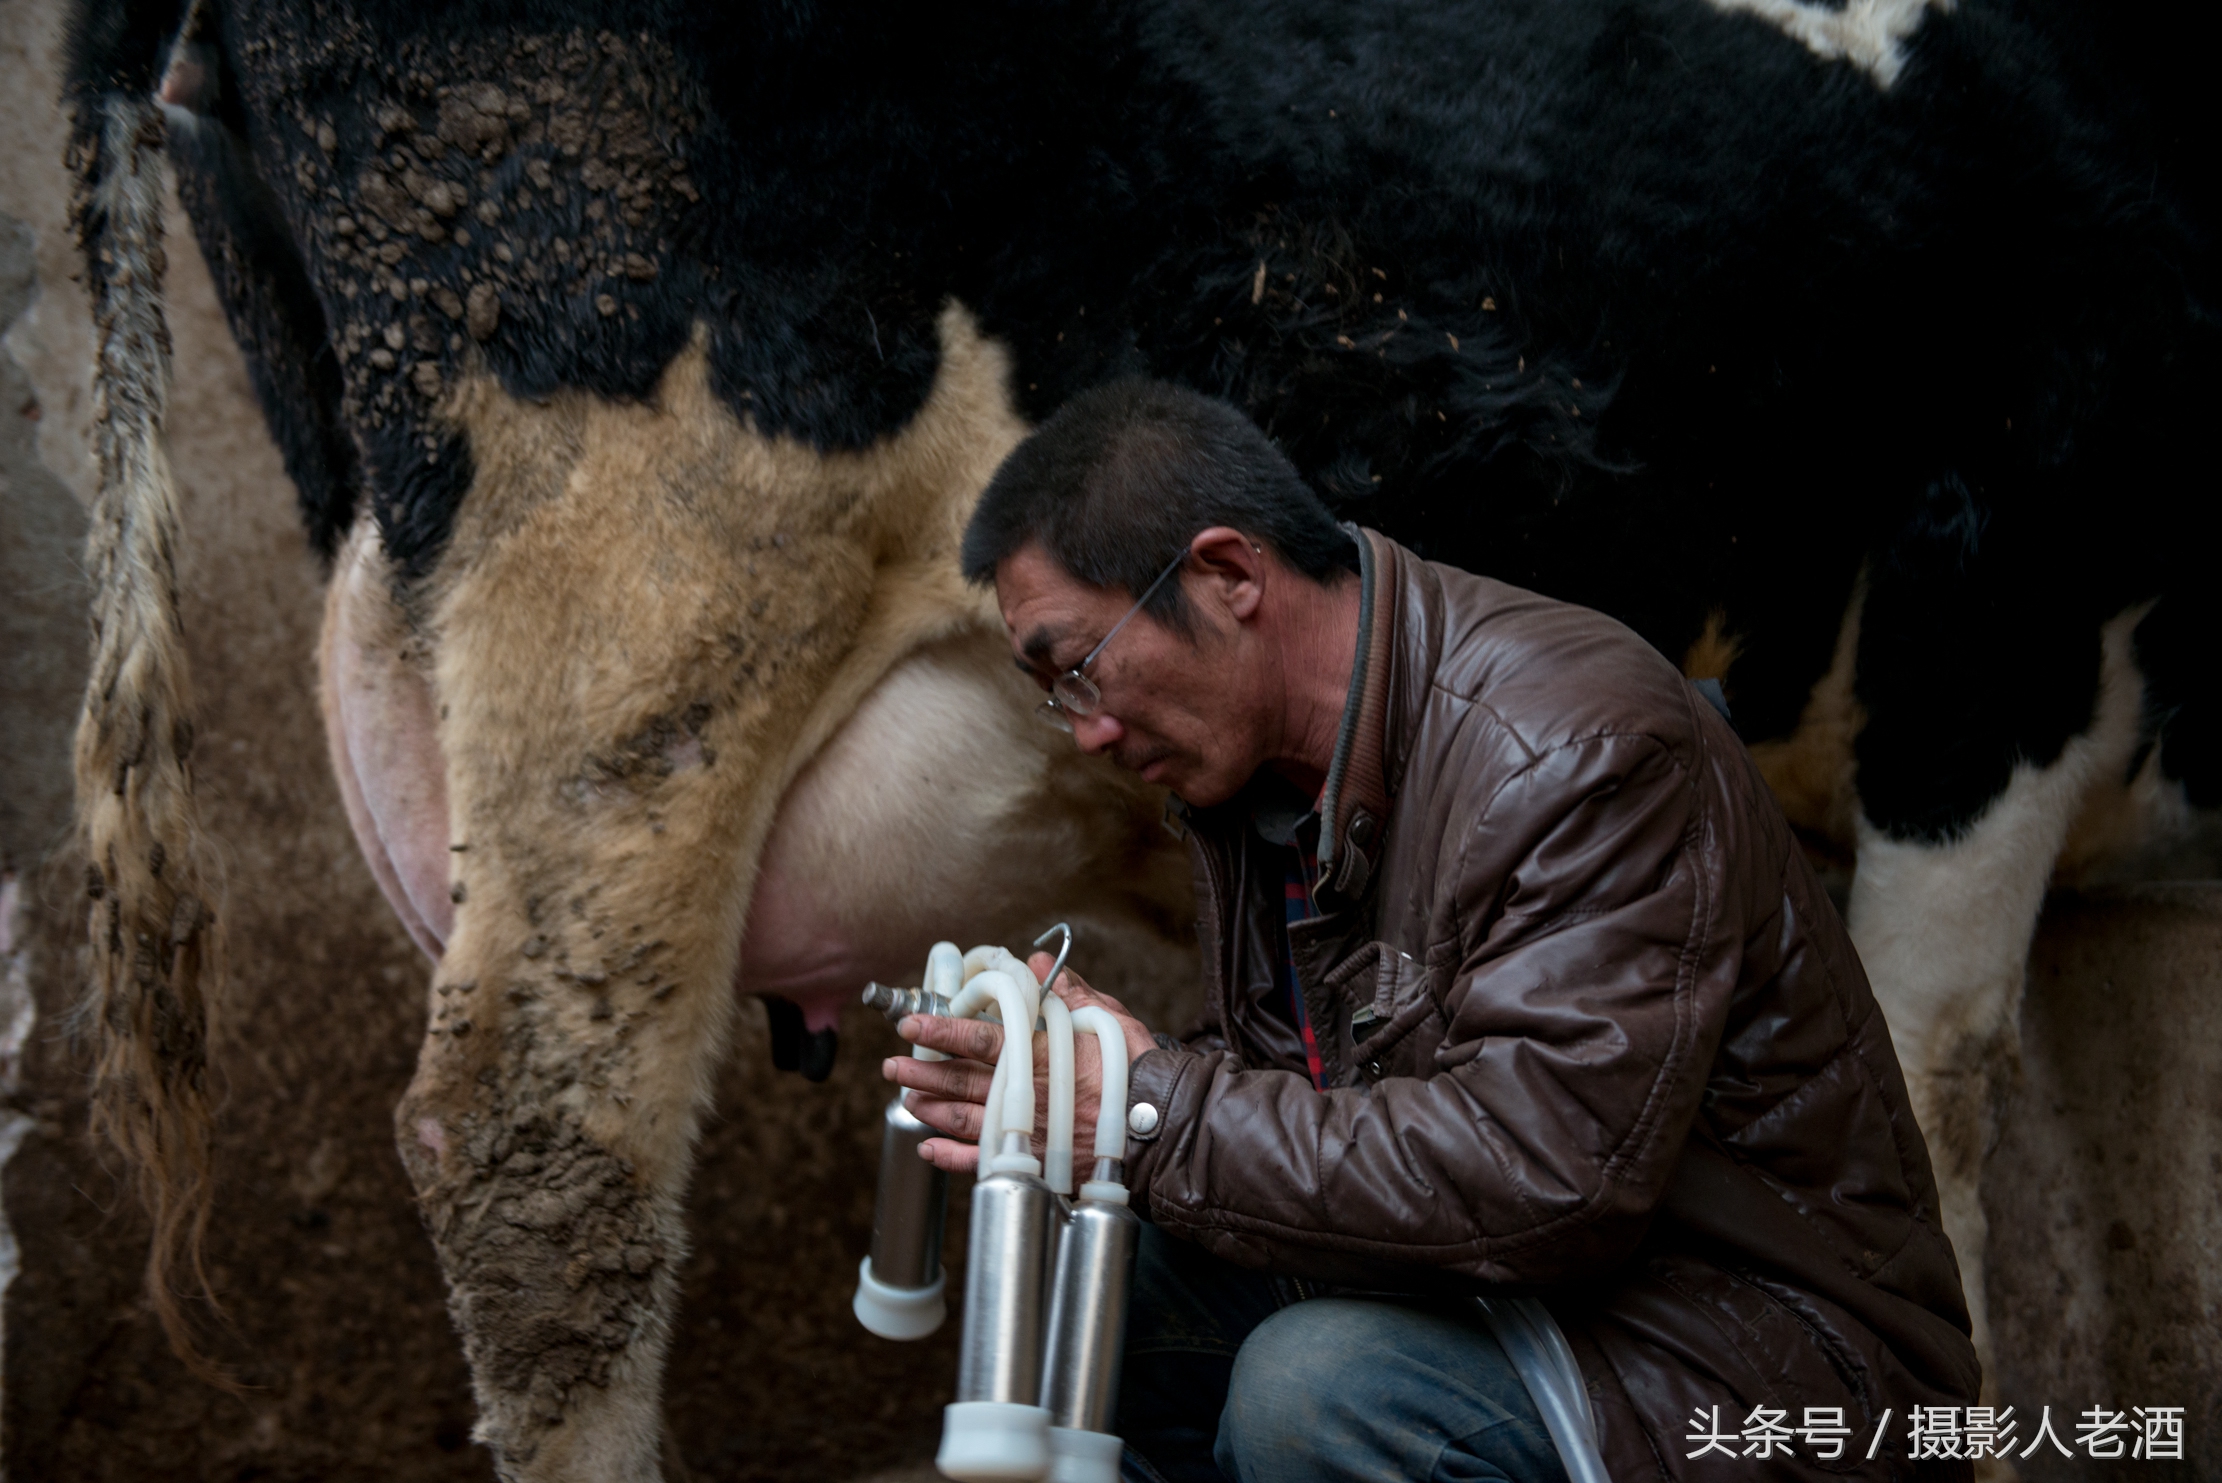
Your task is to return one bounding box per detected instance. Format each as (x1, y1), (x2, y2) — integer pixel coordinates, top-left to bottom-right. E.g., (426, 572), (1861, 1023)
(1034, 921), (1074, 993)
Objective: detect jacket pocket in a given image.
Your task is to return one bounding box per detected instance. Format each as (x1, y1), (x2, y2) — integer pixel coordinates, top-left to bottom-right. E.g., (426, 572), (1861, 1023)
(1338, 942), (1439, 1084)
(1637, 1254), (1880, 1477)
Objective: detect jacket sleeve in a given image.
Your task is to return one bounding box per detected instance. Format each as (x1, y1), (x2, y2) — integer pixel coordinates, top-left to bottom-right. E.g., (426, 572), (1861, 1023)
(1123, 729), (1732, 1286)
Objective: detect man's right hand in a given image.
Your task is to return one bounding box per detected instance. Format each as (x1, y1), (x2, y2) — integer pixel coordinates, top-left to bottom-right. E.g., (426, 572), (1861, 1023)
(882, 954), (1157, 1174)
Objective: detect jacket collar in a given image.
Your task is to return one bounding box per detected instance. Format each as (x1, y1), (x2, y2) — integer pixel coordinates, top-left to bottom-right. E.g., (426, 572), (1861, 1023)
(1313, 526), (1403, 906)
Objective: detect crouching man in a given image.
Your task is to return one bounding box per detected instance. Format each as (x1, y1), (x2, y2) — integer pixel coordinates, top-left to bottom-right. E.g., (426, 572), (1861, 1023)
(886, 380), (1978, 1482)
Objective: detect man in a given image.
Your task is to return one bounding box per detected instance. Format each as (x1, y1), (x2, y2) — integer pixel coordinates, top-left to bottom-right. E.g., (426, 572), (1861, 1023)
(886, 380), (1978, 1481)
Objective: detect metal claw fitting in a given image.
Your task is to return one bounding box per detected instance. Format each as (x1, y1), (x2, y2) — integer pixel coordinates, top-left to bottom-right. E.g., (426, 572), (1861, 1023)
(863, 982), (950, 1024)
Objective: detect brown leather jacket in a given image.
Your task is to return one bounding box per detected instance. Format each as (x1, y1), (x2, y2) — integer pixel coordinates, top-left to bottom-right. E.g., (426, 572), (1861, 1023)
(1122, 529), (1979, 1480)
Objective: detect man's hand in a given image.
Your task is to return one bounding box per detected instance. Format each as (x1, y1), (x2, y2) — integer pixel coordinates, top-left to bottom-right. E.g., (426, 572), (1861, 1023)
(882, 951), (1157, 1173)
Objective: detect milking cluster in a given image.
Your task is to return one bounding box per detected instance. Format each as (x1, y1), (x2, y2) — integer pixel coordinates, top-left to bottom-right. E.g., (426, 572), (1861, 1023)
(855, 931), (1139, 1483)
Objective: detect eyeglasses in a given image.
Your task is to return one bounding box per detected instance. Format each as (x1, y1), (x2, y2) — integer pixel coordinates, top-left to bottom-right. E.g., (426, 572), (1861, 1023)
(1036, 547), (1191, 732)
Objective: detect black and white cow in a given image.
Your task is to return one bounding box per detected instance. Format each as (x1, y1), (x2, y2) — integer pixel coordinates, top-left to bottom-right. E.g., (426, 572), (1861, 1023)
(66, 0), (2214, 1474)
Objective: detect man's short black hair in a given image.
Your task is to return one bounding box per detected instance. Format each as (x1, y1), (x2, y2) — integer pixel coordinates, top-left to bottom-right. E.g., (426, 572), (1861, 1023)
(961, 379), (1359, 632)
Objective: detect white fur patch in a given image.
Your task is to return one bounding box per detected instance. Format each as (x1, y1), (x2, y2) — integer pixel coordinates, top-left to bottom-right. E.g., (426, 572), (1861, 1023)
(1702, 0), (1948, 88)
(1848, 605), (2147, 1382)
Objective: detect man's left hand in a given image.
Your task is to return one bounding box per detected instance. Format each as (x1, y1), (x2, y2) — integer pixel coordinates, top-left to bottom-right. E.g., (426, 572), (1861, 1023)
(883, 951), (1157, 1174)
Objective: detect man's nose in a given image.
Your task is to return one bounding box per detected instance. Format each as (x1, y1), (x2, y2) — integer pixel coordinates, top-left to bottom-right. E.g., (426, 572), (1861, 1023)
(1072, 710), (1123, 755)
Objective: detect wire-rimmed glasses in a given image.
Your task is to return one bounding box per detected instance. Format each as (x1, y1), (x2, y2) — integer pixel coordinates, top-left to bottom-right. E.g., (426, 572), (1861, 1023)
(1035, 547), (1191, 732)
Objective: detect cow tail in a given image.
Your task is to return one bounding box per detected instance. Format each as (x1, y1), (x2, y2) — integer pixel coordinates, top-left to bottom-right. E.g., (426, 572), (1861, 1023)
(70, 89), (230, 1385)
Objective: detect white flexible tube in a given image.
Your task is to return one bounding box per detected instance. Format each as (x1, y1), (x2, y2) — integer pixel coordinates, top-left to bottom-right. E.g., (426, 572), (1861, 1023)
(959, 945), (1051, 1174)
(979, 1046), (1012, 1162)
(1067, 1007), (1129, 1165)
(947, 963), (1028, 1021)
(913, 941), (965, 1063)
(1041, 995), (1076, 1195)
(948, 968), (1040, 1174)
(925, 941), (965, 1000)
(965, 944), (1040, 996)
(960, 944), (1009, 980)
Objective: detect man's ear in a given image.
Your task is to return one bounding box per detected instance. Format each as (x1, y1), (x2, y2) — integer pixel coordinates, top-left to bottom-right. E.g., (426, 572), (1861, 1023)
(1189, 527), (1266, 622)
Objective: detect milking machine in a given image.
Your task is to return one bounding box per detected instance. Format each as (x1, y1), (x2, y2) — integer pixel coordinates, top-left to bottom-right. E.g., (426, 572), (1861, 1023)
(855, 925), (1140, 1483)
(854, 926), (1602, 1483)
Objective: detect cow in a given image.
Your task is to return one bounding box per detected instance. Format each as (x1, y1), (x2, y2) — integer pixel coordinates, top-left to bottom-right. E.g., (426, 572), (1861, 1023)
(65, 0), (2214, 1476)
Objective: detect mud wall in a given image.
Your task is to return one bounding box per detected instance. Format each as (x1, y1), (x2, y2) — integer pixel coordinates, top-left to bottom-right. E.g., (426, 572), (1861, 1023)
(1987, 886), (2222, 1481)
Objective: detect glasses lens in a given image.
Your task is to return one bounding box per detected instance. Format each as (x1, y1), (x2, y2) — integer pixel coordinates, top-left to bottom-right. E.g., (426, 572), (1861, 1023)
(1052, 670), (1101, 719)
(1036, 698), (1075, 733)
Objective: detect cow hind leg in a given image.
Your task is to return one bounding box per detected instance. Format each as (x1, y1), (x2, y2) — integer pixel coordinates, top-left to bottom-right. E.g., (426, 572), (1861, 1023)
(385, 339), (929, 1478)
(398, 1043), (682, 1479)
(1846, 481), (2150, 1406)
(324, 516), (725, 1474)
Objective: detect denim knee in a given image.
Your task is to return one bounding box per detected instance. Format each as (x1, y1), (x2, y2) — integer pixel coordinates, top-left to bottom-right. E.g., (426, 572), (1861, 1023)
(1116, 1224), (1289, 1483)
(1214, 1298), (1565, 1483)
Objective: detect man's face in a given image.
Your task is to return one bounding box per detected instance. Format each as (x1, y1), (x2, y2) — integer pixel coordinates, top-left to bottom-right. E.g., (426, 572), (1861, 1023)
(996, 541), (1260, 806)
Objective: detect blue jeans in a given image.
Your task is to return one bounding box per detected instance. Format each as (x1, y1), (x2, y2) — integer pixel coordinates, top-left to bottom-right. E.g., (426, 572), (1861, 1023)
(1114, 1224), (1569, 1483)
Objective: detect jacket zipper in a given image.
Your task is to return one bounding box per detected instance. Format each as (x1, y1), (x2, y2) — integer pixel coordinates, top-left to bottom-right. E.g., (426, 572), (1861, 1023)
(1188, 828), (1231, 1045)
(1198, 827), (1318, 1312)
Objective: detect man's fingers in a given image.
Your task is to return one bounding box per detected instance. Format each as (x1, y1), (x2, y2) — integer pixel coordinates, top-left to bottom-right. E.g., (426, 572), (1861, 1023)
(907, 1091), (987, 1142)
(1040, 961), (1159, 1063)
(1036, 957), (1123, 1015)
(918, 1137), (980, 1174)
(886, 961), (1150, 1156)
(900, 1012), (1003, 1063)
(1031, 951), (1113, 1009)
(883, 1054), (996, 1104)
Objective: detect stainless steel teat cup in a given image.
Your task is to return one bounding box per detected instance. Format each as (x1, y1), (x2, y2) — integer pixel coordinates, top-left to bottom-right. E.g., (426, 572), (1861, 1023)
(938, 1131), (1057, 1481)
(851, 1093), (949, 1340)
(852, 943), (965, 1341)
(1040, 1183), (1141, 1483)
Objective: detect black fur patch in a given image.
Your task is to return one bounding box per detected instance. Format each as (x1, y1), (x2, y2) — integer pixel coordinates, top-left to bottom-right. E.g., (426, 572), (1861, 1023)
(166, 99), (364, 562)
(70, 0), (2219, 837)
